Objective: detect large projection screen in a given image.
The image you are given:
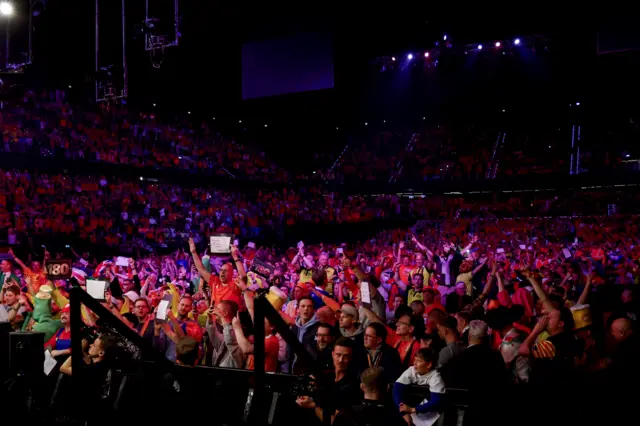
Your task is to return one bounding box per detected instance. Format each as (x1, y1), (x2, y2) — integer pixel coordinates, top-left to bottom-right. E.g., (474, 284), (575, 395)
(242, 32), (334, 100)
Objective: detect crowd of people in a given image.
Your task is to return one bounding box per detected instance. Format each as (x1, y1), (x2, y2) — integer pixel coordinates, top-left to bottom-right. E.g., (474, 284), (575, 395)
(0, 168), (417, 252)
(1, 87), (640, 425)
(2, 89), (636, 187)
(2, 213), (639, 424)
(0, 89), (290, 182)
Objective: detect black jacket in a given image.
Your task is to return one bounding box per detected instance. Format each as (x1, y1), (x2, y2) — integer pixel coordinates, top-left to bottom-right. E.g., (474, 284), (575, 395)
(353, 343), (402, 382)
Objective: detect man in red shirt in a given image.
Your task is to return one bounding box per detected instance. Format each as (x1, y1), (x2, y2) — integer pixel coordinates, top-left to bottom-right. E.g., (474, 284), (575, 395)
(189, 238), (245, 307)
(232, 316), (279, 372)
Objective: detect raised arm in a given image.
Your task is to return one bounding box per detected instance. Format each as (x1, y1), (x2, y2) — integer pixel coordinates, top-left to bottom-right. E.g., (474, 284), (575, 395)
(189, 238), (212, 284)
(525, 270), (554, 313)
(232, 316), (254, 354)
(230, 246), (246, 280)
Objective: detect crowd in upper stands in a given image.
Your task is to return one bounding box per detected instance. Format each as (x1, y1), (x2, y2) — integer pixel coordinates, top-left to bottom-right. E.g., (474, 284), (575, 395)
(2, 89), (636, 187)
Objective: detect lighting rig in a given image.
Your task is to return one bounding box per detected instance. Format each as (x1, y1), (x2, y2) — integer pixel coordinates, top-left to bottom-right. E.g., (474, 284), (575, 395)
(373, 34), (552, 72)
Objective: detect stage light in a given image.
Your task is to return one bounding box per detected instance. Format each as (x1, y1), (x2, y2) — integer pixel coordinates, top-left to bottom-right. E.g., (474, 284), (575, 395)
(391, 56), (396, 61)
(495, 41), (501, 47)
(514, 38), (521, 45)
(478, 44), (483, 50)
(424, 52), (429, 57)
(407, 53), (413, 60)
(0, 2), (14, 16)
(443, 34), (447, 41)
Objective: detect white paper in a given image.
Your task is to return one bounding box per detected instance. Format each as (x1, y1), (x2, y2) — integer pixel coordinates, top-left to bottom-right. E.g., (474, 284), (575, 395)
(210, 235), (231, 254)
(519, 245), (526, 250)
(562, 248), (572, 259)
(116, 256), (129, 267)
(496, 248), (505, 254)
(86, 279), (107, 300)
(44, 350), (58, 376)
(156, 300), (170, 321)
(247, 242), (256, 249)
(360, 281), (371, 304)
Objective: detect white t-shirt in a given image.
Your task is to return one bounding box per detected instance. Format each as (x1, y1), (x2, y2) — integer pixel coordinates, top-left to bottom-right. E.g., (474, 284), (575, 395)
(396, 366), (446, 394)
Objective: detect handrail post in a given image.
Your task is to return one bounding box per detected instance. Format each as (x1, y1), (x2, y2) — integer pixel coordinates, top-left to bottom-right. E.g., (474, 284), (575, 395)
(69, 287), (85, 419)
(249, 294), (266, 425)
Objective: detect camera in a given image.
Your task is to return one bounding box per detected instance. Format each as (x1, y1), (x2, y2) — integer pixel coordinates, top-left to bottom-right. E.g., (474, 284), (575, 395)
(80, 325), (99, 344)
(291, 375), (317, 397)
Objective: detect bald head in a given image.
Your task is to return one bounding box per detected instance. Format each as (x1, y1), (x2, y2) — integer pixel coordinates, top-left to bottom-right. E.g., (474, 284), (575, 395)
(316, 306), (337, 327)
(611, 318), (633, 343)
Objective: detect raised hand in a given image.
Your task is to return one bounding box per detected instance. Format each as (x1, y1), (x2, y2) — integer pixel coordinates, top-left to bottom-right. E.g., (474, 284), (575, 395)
(230, 245), (240, 260)
(532, 315), (549, 335)
(231, 315), (241, 330)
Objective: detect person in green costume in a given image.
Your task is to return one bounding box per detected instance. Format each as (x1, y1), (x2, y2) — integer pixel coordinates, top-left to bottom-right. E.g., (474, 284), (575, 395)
(31, 285), (62, 342)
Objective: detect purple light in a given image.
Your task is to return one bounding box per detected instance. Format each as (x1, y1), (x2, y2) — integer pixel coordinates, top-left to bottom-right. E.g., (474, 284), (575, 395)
(424, 52), (429, 58)
(407, 53), (413, 60)
(443, 34), (447, 41)
(478, 44), (483, 50)
(514, 38), (521, 45)
(495, 41), (501, 47)
(391, 56), (396, 61)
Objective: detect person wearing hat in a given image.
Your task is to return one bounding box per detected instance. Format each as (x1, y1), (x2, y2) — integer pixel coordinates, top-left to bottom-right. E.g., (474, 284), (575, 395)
(487, 305), (530, 383)
(519, 307), (577, 386)
(338, 303), (368, 351)
(122, 290), (140, 316)
(45, 304), (72, 360)
(571, 304), (598, 369)
(31, 284), (63, 342)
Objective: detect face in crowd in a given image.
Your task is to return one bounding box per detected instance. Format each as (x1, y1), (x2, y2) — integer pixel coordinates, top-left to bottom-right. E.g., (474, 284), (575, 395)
(133, 299), (150, 320)
(178, 296), (193, 318)
(332, 343), (352, 373)
(219, 263), (233, 284)
(364, 326), (383, 351)
(316, 325), (335, 350)
(298, 298), (315, 322)
(411, 274), (424, 291)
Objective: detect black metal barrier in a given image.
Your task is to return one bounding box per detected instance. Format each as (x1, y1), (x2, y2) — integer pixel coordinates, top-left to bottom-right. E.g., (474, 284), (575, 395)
(61, 288), (332, 425)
